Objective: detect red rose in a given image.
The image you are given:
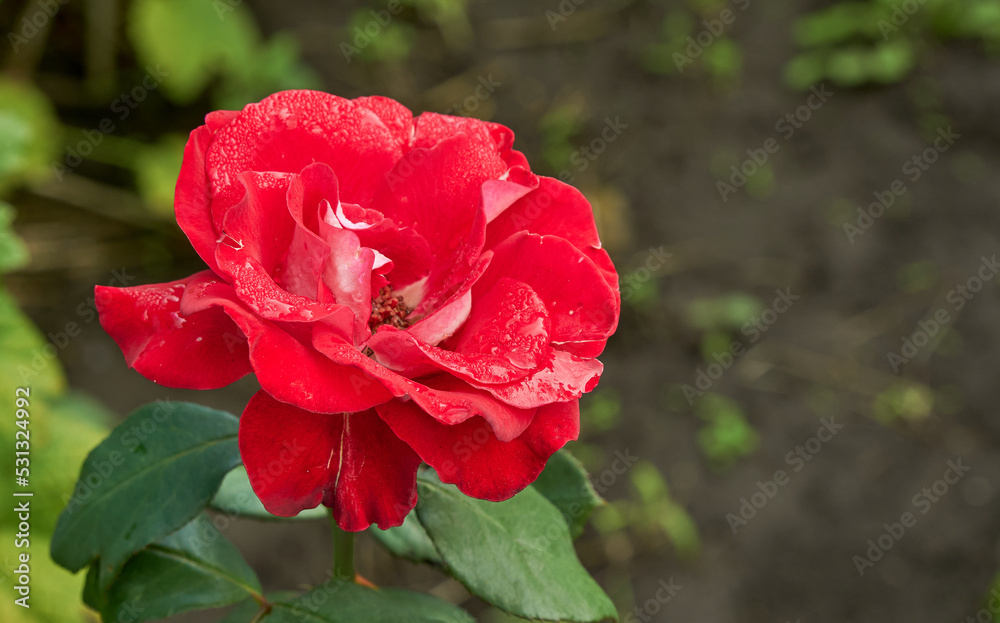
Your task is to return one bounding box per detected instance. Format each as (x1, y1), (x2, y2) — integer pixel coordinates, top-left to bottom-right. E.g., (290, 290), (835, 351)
(95, 91), (619, 530)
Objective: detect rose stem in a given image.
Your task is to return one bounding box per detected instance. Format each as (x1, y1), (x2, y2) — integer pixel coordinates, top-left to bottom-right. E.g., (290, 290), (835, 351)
(329, 510), (356, 581)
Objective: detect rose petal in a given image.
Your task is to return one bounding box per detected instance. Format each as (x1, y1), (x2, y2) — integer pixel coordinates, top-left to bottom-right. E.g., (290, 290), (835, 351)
(411, 113), (531, 172)
(372, 133), (505, 312)
(452, 277), (551, 369)
(220, 171), (296, 273)
(353, 96), (414, 153)
(367, 276), (551, 385)
(183, 280), (388, 413)
(475, 231), (618, 345)
(175, 124), (223, 272)
(226, 308), (391, 413)
(376, 398), (579, 501)
(214, 172), (348, 323)
(95, 272), (251, 390)
(486, 176), (619, 302)
(239, 391), (421, 530)
(205, 91), (402, 227)
(473, 350), (603, 409)
(319, 227), (375, 345)
(485, 176), (600, 251)
(402, 250), (491, 345)
(313, 328), (535, 441)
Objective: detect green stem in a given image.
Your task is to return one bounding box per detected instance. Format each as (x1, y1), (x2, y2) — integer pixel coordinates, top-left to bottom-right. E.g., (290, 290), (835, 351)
(329, 510), (355, 581)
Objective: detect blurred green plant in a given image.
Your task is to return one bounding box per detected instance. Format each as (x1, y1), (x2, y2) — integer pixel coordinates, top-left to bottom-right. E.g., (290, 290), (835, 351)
(343, 7), (417, 64)
(0, 79), (59, 193)
(0, 203), (28, 271)
(539, 104), (588, 173)
(694, 393), (760, 469)
(405, 0), (472, 50)
(590, 460), (701, 561)
(0, 215), (111, 623)
(686, 292), (763, 331)
(0, 81), (114, 623)
(896, 259), (940, 292)
(131, 135), (188, 218)
(343, 0), (472, 64)
(581, 388), (623, 434)
(128, 0), (319, 108)
(785, 0), (1000, 90)
(642, 1), (745, 87)
(871, 382), (934, 423)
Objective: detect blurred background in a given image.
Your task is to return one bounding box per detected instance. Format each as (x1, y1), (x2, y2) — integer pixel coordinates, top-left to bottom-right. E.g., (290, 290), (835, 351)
(1, 0), (999, 621)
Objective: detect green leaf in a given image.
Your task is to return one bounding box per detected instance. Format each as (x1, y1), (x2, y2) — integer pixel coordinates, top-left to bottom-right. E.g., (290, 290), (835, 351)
(416, 472), (617, 623)
(260, 582), (474, 623)
(532, 450), (604, 539)
(368, 509), (442, 565)
(97, 514), (262, 622)
(218, 592), (301, 623)
(82, 563), (107, 613)
(51, 402), (241, 589)
(212, 465), (327, 521)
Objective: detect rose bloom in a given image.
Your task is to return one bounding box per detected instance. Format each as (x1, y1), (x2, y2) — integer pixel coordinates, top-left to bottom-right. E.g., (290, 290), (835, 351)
(96, 91), (619, 530)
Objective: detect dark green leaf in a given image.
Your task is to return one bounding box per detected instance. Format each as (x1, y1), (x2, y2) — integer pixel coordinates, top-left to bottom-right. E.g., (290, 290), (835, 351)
(100, 514), (262, 622)
(212, 466), (326, 521)
(416, 472), (617, 623)
(51, 401), (241, 589)
(218, 593), (300, 623)
(82, 563), (106, 613)
(532, 449), (604, 539)
(368, 509), (442, 566)
(262, 582), (474, 623)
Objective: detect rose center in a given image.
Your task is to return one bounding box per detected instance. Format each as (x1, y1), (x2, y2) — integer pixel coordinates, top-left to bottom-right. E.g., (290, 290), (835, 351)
(369, 286), (412, 331)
